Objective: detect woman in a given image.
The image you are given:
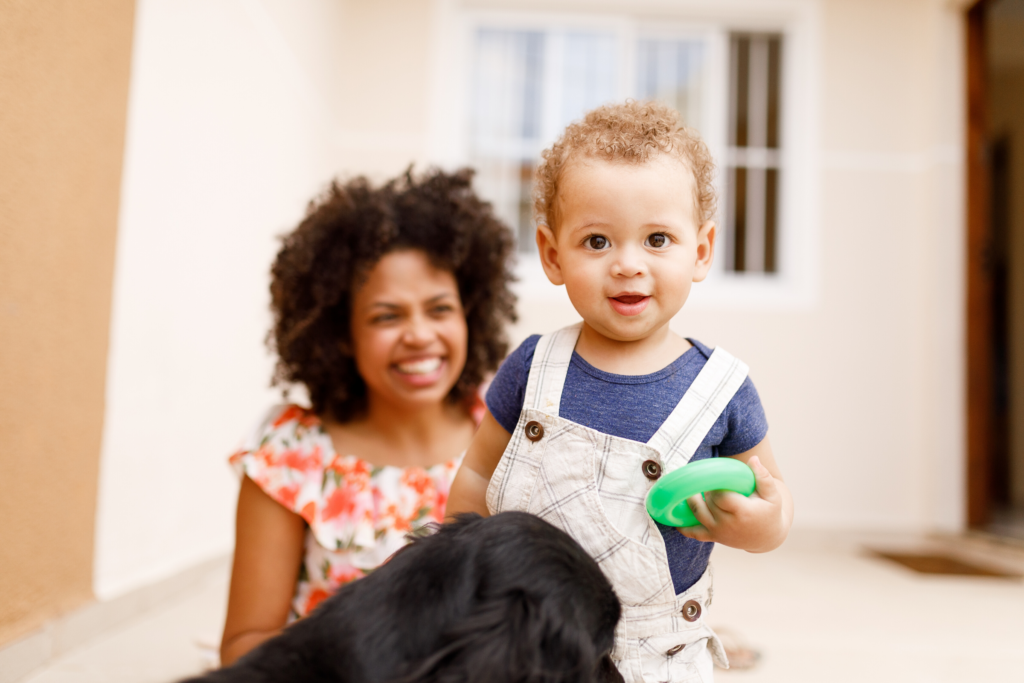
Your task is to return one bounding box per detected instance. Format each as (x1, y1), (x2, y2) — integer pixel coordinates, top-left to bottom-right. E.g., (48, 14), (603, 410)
(220, 169), (516, 665)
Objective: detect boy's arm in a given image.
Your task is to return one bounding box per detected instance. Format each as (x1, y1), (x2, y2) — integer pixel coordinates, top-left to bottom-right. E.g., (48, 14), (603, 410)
(677, 435), (793, 553)
(447, 409), (513, 518)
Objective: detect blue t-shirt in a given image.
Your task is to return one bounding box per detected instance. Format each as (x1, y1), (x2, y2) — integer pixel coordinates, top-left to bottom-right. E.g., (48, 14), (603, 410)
(486, 335), (768, 594)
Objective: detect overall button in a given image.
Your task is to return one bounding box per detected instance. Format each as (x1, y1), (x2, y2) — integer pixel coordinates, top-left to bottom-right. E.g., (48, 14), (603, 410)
(524, 421), (544, 442)
(666, 643), (686, 656)
(641, 459), (662, 480)
(681, 600), (701, 622)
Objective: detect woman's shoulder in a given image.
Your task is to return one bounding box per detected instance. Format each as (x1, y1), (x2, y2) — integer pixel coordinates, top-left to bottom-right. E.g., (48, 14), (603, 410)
(232, 404), (323, 455)
(229, 404), (334, 513)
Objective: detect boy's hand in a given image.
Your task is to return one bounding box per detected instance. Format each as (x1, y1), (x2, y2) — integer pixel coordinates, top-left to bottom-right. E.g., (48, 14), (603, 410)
(677, 449), (792, 553)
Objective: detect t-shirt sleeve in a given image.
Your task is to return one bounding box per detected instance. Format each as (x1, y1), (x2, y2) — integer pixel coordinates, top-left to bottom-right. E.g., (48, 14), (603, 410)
(718, 375), (769, 457)
(228, 404), (328, 518)
(485, 335), (540, 434)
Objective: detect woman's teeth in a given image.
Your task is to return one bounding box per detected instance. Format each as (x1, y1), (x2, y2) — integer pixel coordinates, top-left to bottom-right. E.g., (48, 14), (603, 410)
(395, 357), (442, 375)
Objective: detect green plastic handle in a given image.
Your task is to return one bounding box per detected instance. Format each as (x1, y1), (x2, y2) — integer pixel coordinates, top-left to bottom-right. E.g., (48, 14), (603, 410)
(645, 458), (756, 527)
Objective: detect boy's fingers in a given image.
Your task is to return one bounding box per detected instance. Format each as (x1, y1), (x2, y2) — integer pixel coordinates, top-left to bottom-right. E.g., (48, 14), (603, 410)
(705, 489), (744, 513)
(686, 493), (717, 528)
(749, 455), (780, 502)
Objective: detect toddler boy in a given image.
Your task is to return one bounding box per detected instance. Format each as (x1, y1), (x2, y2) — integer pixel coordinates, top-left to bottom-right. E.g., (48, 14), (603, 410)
(448, 100), (793, 682)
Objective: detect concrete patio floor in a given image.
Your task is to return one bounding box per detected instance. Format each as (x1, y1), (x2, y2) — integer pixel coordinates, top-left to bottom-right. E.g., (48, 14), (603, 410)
(18, 530), (1024, 683)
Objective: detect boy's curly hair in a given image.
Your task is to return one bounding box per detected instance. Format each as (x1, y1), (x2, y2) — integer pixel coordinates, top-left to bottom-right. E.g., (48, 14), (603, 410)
(269, 168), (517, 421)
(534, 100), (717, 230)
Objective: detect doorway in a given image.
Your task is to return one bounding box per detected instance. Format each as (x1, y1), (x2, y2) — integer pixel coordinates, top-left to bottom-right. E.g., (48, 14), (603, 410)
(966, 0), (1024, 538)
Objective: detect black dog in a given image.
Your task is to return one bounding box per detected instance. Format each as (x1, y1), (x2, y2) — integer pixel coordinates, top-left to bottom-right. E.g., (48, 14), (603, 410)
(184, 512), (622, 683)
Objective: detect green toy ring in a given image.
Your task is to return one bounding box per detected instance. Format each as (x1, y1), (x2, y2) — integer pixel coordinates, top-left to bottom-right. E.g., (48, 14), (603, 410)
(645, 458), (756, 527)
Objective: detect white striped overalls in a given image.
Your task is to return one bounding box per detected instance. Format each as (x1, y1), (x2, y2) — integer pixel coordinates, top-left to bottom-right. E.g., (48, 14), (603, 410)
(487, 324), (749, 682)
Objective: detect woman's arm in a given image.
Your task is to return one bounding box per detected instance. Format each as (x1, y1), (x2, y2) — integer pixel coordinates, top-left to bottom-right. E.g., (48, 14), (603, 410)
(446, 410), (512, 518)
(220, 475), (306, 666)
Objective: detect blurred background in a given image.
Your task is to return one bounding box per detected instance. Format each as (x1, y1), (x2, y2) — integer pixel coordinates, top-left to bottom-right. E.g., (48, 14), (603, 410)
(2, 0), (1023, 681)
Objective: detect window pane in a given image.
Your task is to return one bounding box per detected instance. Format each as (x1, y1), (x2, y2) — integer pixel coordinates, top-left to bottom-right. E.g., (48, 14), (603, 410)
(471, 29), (545, 250)
(472, 29), (545, 157)
(726, 33), (782, 274)
(471, 29), (617, 252)
(636, 39), (706, 131)
(766, 38), (781, 149)
(561, 32), (618, 129)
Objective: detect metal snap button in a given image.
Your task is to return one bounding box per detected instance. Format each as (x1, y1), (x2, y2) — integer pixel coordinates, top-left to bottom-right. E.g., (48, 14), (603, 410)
(641, 459), (662, 480)
(524, 421), (544, 442)
(666, 643), (686, 656)
(681, 599), (701, 622)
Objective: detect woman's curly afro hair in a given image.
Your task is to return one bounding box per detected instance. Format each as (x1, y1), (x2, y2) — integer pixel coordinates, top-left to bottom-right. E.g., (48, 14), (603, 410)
(269, 168), (517, 421)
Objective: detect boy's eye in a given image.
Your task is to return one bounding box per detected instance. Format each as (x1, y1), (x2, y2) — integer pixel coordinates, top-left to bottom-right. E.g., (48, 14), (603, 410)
(585, 235), (609, 250)
(645, 233), (668, 248)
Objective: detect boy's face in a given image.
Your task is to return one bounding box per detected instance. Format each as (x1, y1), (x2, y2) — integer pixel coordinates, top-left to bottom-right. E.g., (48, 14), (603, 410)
(536, 154), (715, 344)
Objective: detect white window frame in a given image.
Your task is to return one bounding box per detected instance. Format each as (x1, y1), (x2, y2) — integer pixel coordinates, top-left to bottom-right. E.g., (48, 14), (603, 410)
(425, 0), (821, 311)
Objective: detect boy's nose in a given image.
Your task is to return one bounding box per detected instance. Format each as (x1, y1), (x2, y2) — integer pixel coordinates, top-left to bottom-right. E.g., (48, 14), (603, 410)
(610, 249), (647, 277)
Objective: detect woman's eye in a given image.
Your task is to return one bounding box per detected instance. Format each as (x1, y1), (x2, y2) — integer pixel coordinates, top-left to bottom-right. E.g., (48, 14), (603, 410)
(430, 305), (454, 316)
(585, 235), (609, 250)
(371, 313), (398, 324)
(646, 233), (668, 248)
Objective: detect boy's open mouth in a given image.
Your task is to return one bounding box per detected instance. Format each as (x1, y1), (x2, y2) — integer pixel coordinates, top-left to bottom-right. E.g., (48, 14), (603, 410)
(608, 294), (650, 316)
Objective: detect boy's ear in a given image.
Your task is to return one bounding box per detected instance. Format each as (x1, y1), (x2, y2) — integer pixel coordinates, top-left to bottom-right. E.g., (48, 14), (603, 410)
(691, 220), (716, 283)
(536, 224), (565, 286)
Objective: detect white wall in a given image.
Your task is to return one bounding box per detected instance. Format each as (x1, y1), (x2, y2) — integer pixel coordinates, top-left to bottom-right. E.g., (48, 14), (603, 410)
(430, 0), (969, 534)
(95, 0), (973, 600)
(94, 0), (350, 599)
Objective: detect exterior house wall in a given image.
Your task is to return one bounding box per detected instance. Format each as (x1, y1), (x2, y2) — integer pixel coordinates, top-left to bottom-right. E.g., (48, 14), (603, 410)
(2, 0), (974, 631)
(427, 0), (968, 532)
(94, 0), (971, 603)
(92, 0), (350, 599)
(0, 0), (136, 645)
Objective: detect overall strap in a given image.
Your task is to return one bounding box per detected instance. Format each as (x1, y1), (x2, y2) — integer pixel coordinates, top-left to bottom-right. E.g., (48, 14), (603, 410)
(646, 346), (749, 471)
(521, 323), (582, 417)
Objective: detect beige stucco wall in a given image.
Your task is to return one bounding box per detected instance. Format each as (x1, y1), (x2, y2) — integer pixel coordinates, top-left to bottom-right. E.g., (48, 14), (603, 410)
(0, 0), (981, 652)
(335, 0), (435, 176)
(211, 0), (968, 532)
(75, 0), (972, 621)
(441, 0), (968, 532)
(0, 0), (135, 645)
(92, 0), (354, 599)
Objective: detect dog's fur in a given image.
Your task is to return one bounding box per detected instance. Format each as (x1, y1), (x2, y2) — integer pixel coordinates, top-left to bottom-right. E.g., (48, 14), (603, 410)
(185, 512), (622, 683)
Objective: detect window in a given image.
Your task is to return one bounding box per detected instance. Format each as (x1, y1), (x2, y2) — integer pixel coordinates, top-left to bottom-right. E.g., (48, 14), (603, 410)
(443, 6), (817, 306)
(469, 26), (712, 253)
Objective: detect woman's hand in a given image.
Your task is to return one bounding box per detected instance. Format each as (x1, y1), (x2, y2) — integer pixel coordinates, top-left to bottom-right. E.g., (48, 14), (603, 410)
(220, 476), (305, 666)
(677, 438), (793, 553)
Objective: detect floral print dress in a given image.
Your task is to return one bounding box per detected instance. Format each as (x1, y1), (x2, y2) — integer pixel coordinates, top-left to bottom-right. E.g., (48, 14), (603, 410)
(230, 404), (463, 619)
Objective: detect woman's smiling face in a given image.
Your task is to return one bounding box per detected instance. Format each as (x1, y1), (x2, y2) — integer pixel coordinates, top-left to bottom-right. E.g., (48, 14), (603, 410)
(349, 249), (467, 409)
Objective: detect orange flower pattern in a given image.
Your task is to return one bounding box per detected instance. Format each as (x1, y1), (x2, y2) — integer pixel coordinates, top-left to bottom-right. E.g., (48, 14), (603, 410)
(230, 404), (461, 620)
